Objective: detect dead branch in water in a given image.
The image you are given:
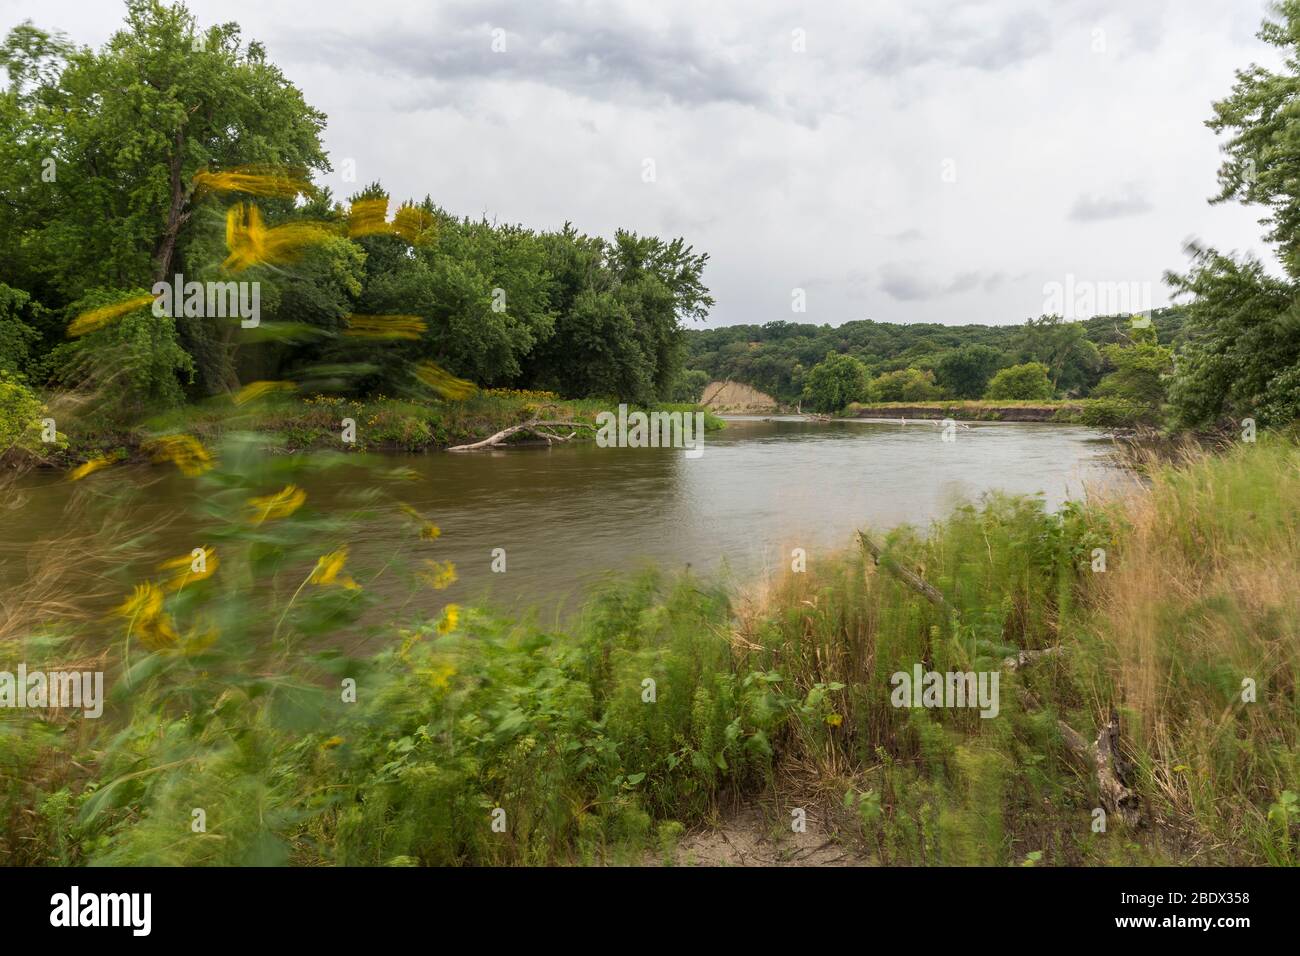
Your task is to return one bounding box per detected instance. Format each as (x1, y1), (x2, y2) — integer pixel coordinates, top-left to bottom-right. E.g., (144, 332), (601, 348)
(448, 405), (596, 452)
(856, 528), (1143, 826)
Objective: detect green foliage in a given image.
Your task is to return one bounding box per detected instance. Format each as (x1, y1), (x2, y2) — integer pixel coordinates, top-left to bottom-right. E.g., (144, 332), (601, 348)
(1166, 245), (1300, 429)
(666, 368), (709, 403)
(869, 366), (943, 402)
(1012, 316), (1102, 395)
(934, 344), (1003, 399)
(0, 284), (41, 376)
(984, 362), (1054, 400)
(802, 352), (868, 412)
(46, 290), (193, 415)
(0, 369), (44, 455)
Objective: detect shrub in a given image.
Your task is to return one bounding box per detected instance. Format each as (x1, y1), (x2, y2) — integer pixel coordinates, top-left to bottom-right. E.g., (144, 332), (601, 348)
(984, 362), (1053, 400)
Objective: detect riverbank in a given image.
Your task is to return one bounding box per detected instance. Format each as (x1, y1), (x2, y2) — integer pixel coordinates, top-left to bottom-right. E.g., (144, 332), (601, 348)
(7, 389), (725, 469)
(845, 400), (1085, 422)
(1, 434), (1293, 865)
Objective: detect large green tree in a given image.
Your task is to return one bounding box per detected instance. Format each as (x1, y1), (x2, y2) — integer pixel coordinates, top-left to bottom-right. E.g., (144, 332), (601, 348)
(1166, 1), (1300, 428)
(0, 1), (330, 391)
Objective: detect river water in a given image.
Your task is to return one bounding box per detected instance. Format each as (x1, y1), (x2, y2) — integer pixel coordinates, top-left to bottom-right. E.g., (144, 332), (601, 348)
(3, 417), (1125, 622)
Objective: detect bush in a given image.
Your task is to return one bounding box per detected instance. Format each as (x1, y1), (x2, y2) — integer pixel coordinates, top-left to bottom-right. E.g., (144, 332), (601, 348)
(802, 353), (868, 412)
(869, 367), (943, 402)
(1077, 398), (1158, 428)
(984, 362), (1053, 400)
(0, 371), (45, 456)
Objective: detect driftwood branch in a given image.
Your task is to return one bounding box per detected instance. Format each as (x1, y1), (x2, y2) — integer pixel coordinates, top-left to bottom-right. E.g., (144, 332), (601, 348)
(448, 417), (595, 452)
(1012, 669), (1142, 827)
(1002, 647), (1066, 671)
(857, 531), (953, 614)
(857, 529), (1142, 827)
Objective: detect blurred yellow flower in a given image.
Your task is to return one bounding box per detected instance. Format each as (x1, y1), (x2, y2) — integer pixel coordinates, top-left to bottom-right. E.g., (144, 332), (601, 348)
(309, 547), (360, 589)
(223, 202), (333, 273)
(158, 546), (218, 591)
(422, 661), (456, 691)
(419, 559), (457, 590)
(233, 380), (296, 405)
(247, 484), (307, 524)
(825, 713), (843, 728)
(322, 735), (345, 749)
(144, 434), (214, 477)
(343, 315), (427, 340)
(437, 604), (460, 635)
(391, 204), (435, 243)
(347, 197), (391, 238)
(192, 165), (312, 199)
(67, 293), (156, 337)
(69, 457), (113, 481)
(113, 582), (179, 651)
(413, 360), (475, 401)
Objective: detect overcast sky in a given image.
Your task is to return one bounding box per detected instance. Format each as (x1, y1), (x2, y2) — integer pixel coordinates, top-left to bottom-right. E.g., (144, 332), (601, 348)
(1, 0), (1282, 327)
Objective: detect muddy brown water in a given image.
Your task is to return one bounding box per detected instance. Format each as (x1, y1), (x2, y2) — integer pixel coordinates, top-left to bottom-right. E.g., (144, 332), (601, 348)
(2, 417), (1126, 627)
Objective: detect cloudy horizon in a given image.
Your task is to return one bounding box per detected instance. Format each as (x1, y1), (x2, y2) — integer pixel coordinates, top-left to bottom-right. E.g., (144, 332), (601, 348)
(0, 0), (1281, 328)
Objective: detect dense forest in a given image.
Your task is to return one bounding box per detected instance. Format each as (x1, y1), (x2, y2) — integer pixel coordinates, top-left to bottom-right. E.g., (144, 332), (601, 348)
(682, 309), (1186, 411)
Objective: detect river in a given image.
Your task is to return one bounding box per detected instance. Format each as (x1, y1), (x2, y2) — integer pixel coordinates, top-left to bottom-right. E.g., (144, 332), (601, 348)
(3, 417), (1126, 624)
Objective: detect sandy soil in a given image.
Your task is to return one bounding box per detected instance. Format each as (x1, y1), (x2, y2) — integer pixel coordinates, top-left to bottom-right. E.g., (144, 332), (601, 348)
(700, 380), (781, 414)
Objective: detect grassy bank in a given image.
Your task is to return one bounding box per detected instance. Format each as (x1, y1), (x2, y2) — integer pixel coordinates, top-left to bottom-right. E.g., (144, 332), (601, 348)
(8, 388), (725, 468)
(1, 436), (1296, 865)
(845, 400), (1085, 423)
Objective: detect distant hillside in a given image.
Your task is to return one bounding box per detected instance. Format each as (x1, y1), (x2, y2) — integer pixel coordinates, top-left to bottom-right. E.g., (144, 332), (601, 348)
(682, 310), (1186, 403)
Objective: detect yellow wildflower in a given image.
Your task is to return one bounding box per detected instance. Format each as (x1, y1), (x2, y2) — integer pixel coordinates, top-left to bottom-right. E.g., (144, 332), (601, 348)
(309, 547), (360, 589)
(343, 314), (426, 340)
(144, 434), (214, 477)
(397, 502), (440, 540)
(67, 294), (156, 337)
(419, 559), (457, 590)
(420, 661), (456, 691)
(437, 604), (460, 635)
(825, 713), (843, 728)
(113, 582), (180, 651)
(233, 380), (296, 405)
(69, 457), (113, 481)
(413, 360), (475, 401)
(247, 484), (307, 524)
(347, 197), (391, 238)
(180, 625), (219, 655)
(391, 204), (435, 243)
(192, 165), (312, 199)
(322, 735), (345, 749)
(223, 202), (333, 273)
(158, 546), (218, 591)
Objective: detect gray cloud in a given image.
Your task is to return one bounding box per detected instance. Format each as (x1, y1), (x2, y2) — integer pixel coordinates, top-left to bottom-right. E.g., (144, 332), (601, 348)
(281, 2), (771, 112)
